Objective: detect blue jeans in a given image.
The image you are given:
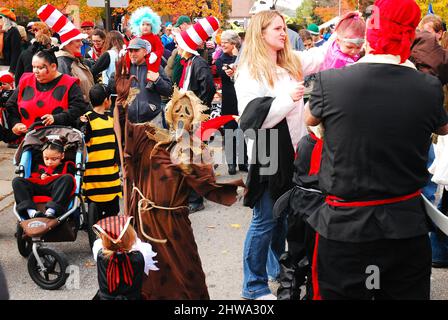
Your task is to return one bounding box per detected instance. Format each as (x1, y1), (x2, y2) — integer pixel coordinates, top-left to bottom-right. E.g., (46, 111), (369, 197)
(431, 188), (448, 264)
(242, 190), (287, 299)
(422, 144), (437, 202)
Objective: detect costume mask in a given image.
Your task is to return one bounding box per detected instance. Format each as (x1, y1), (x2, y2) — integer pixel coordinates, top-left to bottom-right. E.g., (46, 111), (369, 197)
(165, 87), (208, 139)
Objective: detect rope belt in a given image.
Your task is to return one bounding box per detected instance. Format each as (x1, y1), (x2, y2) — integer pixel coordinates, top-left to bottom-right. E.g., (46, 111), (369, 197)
(325, 190), (422, 208)
(133, 186), (189, 244)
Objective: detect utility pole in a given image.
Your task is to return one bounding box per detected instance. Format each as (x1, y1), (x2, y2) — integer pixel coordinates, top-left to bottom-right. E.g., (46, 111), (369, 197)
(105, 0), (112, 31)
(338, 0), (341, 16)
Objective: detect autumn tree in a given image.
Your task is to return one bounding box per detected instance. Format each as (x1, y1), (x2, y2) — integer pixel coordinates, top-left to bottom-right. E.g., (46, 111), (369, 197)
(313, 0), (357, 22)
(123, 0), (231, 23)
(415, 0), (448, 23)
(4, 0), (103, 25)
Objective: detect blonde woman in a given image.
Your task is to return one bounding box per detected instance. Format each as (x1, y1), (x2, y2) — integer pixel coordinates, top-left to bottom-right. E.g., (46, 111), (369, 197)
(235, 10), (330, 300)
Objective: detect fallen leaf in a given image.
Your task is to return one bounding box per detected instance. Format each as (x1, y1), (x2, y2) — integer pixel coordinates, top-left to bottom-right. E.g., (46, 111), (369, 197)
(207, 225), (216, 229)
(85, 260), (96, 268)
(230, 224), (241, 229)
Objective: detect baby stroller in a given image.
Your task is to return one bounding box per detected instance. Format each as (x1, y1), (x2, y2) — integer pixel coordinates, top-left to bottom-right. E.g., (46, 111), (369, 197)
(12, 123), (95, 290)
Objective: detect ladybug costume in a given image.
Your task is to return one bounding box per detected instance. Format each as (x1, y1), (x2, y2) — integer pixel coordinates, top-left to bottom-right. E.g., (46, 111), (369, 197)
(17, 73), (79, 128)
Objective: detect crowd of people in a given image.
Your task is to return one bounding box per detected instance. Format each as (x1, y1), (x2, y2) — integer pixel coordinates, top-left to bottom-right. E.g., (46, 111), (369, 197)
(0, 0), (448, 300)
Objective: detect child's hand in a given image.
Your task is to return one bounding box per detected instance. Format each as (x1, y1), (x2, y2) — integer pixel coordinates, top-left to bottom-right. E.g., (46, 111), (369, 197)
(41, 173), (49, 180)
(80, 115), (88, 123)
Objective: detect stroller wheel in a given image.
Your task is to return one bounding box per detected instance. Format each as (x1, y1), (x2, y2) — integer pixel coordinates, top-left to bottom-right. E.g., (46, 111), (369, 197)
(27, 247), (69, 290)
(16, 223), (32, 258)
(87, 202), (99, 249)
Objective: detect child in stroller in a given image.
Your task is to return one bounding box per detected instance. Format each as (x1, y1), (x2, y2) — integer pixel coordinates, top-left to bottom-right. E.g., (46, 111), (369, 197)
(12, 136), (76, 219)
(13, 125), (88, 290)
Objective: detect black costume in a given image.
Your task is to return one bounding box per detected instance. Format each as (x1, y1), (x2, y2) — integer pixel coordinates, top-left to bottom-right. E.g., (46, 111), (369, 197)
(94, 250), (145, 300)
(274, 133), (324, 300)
(215, 53), (247, 170)
(308, 60), (448, 300)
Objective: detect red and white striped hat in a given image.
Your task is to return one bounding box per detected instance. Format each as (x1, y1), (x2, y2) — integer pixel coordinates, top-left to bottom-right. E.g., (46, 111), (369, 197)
(175, 16), (219, 56)
(37, 4), (87, 49)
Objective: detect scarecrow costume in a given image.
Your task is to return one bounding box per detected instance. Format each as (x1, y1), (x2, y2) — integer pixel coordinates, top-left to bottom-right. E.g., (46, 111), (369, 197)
(114, 55), (244, 299)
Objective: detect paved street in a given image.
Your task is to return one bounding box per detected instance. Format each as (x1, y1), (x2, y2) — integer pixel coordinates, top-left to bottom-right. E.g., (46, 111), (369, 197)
(1, 141), (448, 300)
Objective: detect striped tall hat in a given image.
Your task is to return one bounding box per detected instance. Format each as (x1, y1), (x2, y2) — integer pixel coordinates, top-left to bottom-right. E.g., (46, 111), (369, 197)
(37, 4), (87, 49)
(175, 16), (219, 56)
(93, 216), (133, 244)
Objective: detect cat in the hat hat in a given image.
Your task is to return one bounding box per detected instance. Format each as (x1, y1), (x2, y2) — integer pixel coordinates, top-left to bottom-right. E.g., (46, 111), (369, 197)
(92, 216), (158, 300)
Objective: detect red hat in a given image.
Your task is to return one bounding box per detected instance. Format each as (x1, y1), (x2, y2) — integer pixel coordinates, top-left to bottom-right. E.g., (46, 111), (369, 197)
(0, 7), (16, 21)
(81, 21), (94, 28)
(0, 71), (14, 84)
(93, 216), (132, 244)
(37, 4), (87, 49)
(175, 16), (219, 55)
(366, 0), (421, 63)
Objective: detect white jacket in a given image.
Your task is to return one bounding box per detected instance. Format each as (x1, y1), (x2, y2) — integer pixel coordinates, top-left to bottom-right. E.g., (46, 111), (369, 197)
(235, 44), (330, 163)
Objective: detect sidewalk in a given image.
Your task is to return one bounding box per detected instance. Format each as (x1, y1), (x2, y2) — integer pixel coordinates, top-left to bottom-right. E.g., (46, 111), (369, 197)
(0, 142), (16, 211)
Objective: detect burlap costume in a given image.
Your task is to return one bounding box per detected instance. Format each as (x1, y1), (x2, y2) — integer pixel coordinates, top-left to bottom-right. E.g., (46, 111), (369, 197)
(115, 56), (245, 299)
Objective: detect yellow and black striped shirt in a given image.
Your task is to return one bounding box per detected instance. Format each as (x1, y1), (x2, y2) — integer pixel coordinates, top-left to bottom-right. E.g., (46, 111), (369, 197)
(83, 111), (122, 202)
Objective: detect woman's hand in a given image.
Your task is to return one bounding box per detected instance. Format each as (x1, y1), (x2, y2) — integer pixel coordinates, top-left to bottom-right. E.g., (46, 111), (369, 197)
(12, 123), (27, 135)
(41, 114), (54, 126)
(289, 81), (305, 102)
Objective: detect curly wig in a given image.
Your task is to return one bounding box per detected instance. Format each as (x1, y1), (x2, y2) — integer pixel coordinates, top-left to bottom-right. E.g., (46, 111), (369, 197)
(129, 7), (161, 36)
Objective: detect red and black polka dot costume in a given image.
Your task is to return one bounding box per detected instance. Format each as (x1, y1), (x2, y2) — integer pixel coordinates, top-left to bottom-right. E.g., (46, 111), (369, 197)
(17, 73), (79, 128)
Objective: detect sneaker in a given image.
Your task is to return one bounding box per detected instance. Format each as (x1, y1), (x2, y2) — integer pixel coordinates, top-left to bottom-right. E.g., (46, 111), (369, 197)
(189, 203), (205, 213)
(255, 293), (277, 300)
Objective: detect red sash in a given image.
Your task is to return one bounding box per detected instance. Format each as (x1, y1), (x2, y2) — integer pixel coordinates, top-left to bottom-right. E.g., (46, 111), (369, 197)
(325, 190), (422, 207)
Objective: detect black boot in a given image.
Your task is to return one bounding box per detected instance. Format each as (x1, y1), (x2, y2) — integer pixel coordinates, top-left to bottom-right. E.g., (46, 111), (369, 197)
(228, 164), (237, 175)
(277, 253), (305, 300)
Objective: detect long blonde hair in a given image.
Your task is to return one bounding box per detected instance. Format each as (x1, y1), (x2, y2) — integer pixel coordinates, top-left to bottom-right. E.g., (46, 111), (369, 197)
(238, 10), (302, 87)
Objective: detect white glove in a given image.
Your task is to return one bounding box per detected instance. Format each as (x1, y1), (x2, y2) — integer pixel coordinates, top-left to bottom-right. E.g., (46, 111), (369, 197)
(149, 52), (158, 64)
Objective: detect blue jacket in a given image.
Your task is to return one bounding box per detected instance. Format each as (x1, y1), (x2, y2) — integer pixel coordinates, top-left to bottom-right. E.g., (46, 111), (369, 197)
(128, 63), (173, 123)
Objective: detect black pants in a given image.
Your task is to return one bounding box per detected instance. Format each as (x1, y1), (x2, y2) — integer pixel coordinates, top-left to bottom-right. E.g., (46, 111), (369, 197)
(314, 234), (431, 300)
(223, 121), (247, 167)
(88, 196), (120, 219)
(13, 175), (75, 217)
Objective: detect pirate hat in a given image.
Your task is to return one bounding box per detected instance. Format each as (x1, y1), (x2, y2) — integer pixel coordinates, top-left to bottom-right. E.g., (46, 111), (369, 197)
(37, 4), (87, 49)
(93, 216), (133, 244)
